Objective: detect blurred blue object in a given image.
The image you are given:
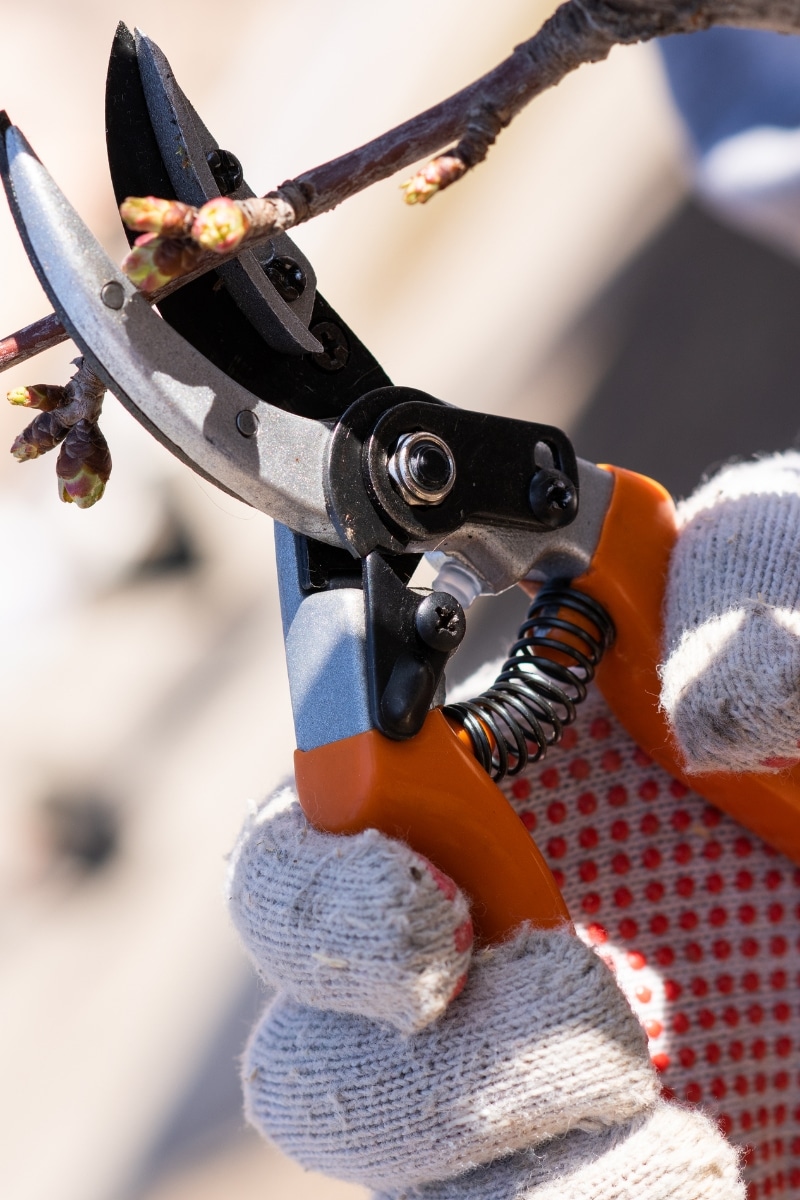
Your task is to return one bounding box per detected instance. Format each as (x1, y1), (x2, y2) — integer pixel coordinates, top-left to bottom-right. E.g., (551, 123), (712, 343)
(658, 28), (800, 258)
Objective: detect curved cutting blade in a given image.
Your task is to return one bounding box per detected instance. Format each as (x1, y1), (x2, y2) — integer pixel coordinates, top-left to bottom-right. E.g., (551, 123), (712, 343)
(0, 121), (340, 544)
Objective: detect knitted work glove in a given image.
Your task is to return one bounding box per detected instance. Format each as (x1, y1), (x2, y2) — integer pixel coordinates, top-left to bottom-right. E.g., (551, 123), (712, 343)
(227, 453), (800, 1198)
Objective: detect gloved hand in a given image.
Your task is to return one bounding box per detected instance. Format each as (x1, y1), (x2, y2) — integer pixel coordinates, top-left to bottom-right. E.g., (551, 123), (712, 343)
(226, 453), (800, 1199)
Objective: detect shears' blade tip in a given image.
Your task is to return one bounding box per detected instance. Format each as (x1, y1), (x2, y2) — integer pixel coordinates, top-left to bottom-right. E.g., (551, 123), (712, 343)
(0, 111), (11, 136)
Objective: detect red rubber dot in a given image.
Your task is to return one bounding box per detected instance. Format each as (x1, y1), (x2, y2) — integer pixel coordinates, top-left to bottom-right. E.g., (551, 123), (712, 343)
(753, 1038), (767, 1060)
(635, 985), (652, 1003)
(560, 727), (578, 750)
(675, 875), (694, 897)
(579, 860), (598, 883)
(607, 784), (627, 807)
(640, 813), (659, 836)
(769, 971), (787, 990)
(742, 937), (760, 958)
(656, 945), (675, 966)
(706, 873), (724, 894)
(547, 800), (566, 823)
(734, 837), (753, 857)
(577, 791), (597, 815)
(541, 767), (560, 789)
(775, 1071), (790, 1089)
(669, 779), (689, 798)
(741, 1112), (753, 1132)
(774, 1003), (790, 1021)
(582, 892), (601, 914)
(650, 914), (669, 935)
(712, 940), (732, 960)
(674, 843), (692, 864)
(679, 1047), (696, 1068)
(703, 840), (723, 860)
(511, 778), (531, 800)
(618, 917), (638, 939)
(664, 979), (682, 1001)
(601, 749), (622, 772)
(610, 819), (629, 841)
(671, 809), (691, 832)
(579, 827), (598, 849)
(686, 942), (704, 962)
(698, 1008), (716, 1029)
(627, 951), (647, 970)
(735, 870), (754, 891)
(729, 1041), (744, 1061)
(673, 1012), (690, 1034)
(611, 852), (631, 875)
(774, 1105), (787, 1124)
(645, 880), (664, 902)
(702, 806), (722, 828)
(776, 1037), (792, 1058)
(734, 1075), (749, 1095)
(716, 974), (734, 994)
(520, 811), (537, 832)
(645, 1018), (663, 1038)
(691, 977), (709, 997)
(590, 717), (611, 739)
(547, 836), (567, 858)
(679, 910), (699, 931)
(709, 906), (728, 926)
(767, 903), (785, 923)
(710, 1077), (727, 1099)
(765, 870), (783, 890)
(614, 887), (633, 908)
(739, 904), (757, 924)
(568, 757), (589, 780)
(743, 972), (760, 992)
(638, 778), (659, 800)
(723, 1007), (740, 1027)
(718, 1113), (733, 1137)
(705, 1042), (721, 1064)
(651, 1051), (670, 1072)
(552, 868), (565, 888)
(685, 1082), (703, 1103)
(642, 847), (662, 870)
(747, 1004), (764, 1025)
(634, 748), (653, 768)
(585, 922), (608, 944)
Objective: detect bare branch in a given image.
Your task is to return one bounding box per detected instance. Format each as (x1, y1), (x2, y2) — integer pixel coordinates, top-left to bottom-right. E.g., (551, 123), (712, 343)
(3, 0), (800, 367)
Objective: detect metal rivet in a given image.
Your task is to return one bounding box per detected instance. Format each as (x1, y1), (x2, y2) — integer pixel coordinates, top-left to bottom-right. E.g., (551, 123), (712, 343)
(236, 409), (259, 438)
(101, 281), (125, 310)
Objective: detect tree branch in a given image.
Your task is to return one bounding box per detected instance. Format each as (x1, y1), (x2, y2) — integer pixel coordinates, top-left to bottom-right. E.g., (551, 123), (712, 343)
(3, 0), (800, 371)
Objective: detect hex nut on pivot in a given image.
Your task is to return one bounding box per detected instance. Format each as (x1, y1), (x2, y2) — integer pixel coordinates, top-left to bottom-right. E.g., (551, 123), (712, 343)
(415, 592), (466, 652)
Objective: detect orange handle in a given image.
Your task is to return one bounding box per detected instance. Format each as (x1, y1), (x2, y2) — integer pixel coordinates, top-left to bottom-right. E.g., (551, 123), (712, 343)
(295, 709), (569, 945)
(577, 464), (800, 864)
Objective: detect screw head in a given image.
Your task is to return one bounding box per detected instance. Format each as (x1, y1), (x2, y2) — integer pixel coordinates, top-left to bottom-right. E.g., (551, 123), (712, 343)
(236, 409), (259, 438)
(101, 280), (125, 310)
(310, 321), (349, 372)
(387, 432), (456, 506)
(528, 468), (578, 529)
(206, 148), (244, 195)
(264, 255), (307, 302)
(415, 592), (466, 652)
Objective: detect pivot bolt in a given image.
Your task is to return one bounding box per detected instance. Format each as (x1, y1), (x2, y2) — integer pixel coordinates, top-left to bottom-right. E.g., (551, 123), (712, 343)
(388, 432), (456, 506)
(415, 592), (466, 652)
(528, 468), (578, 529)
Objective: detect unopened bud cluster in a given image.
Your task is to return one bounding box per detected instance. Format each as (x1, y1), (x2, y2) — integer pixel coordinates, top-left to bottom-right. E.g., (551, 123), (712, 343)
(120, 194), (251, 292)
(401, 155), (466, 205)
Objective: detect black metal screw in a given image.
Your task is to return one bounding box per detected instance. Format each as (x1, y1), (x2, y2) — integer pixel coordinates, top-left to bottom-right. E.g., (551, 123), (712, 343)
(310, 321), (349, 372)
(206, 148), (244, 195)
(528, 468), (578, 529)
(415, 592), (466, 652)
(265, 256), (307, 302)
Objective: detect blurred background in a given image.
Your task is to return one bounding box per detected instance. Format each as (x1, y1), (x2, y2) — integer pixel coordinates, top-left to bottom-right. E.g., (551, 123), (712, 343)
(2, 4), (800, 1199)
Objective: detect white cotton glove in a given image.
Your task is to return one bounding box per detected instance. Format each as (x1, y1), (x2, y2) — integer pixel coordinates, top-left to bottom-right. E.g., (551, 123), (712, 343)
(226, 791), (742, 1198)
(661, 451), (800, 773)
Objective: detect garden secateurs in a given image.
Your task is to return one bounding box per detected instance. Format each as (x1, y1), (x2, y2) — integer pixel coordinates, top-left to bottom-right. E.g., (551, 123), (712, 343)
(2, 24), (799, 944)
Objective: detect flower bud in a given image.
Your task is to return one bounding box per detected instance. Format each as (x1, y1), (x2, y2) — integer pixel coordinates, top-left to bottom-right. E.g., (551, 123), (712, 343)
(10, 410), (69, 461)
(401, 155), (466, 205)
(56, 420), (112, 508)
(122, 233), (200, 293)
(7, 383), (67, 411)
(191, 196), (249, 253)
(120, 195), (194, 238)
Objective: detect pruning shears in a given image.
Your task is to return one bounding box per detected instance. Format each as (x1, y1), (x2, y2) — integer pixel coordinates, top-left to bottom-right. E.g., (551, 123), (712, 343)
(3, 24), (799, 943)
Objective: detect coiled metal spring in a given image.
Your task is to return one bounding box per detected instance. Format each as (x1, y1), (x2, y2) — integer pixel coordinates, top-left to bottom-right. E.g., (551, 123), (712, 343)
(443, 582), (615, 781)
